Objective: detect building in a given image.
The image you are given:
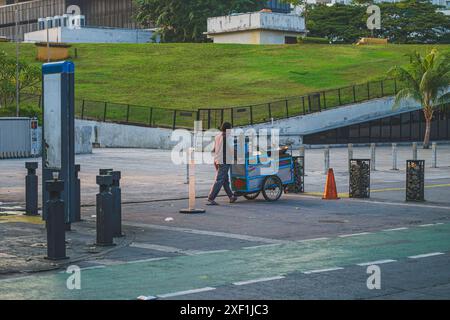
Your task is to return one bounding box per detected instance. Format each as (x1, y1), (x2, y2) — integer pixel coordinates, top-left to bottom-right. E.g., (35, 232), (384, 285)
(0, 0), (138, 40)
(206, 11), (306, 45)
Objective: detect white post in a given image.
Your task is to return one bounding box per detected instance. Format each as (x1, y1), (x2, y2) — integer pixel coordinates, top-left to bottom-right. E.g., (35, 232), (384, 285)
(370, 143), (376, 172)
(324, 146), (330, 175)
(412, 142), (417, 160)
(348, 143), (353, 172)
(432, 142), (437, 168)
(299, 145), (305, 158)
(392, 143), (398, 171)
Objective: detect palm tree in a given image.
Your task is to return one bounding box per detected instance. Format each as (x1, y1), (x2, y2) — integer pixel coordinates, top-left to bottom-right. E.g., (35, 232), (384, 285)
(388, 49), (449, 149)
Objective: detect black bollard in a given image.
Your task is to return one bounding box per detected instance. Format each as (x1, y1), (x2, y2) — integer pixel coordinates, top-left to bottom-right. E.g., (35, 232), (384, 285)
(25, 162), (39, 216)
(46, 176), (68, 260)
(96, 175), (114, 246)
(111, 171), (123, 237)
(99, 168), (113, 176)
(73, 164), (81, 222)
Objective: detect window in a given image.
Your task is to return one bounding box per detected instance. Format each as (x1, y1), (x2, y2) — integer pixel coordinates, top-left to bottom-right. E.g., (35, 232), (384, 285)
(285, 36), (297, 44)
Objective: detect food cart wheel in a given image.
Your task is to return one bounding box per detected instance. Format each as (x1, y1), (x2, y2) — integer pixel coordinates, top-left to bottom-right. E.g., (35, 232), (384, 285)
(261, 176), (283, 202)
(244, 192), (260, 200)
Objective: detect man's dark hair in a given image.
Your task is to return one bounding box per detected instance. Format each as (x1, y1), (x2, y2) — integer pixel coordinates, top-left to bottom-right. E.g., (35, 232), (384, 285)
(220, 122), (232, 132)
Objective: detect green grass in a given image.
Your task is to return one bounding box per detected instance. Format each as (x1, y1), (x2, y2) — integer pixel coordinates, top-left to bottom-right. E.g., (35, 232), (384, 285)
(1, 43), (449, 111)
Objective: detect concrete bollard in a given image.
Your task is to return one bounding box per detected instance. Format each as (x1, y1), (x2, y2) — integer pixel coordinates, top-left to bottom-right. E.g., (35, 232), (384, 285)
(96, 175), (114, 245)
(299, 146), (305, 158)
(432, 142), (437, 168)
(96, 175), (114, 246)
(111, 171), (123, 237)
(370, 143), (376, 172)
(348, 144), (353, 171)
(412, 142), (418, 161)
(392, 143), (398, 171)
(324, 146), (330, 175)
(73, 164), (81, 222)
(45, 174), (67, 260)
(25, 162), (39, 216)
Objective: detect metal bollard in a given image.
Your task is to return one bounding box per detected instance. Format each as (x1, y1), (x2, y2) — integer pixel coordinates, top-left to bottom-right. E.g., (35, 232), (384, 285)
(412, 142), (418, 160)
(431, 142), (437, 168)
(99, 168), (113, 176)
(46, 174), (68, 260)
(73, 164), (81, 222)
(370, 143), (376, 172)
(392, 143), (398, 171)
(111, 171), (123, 237)
(96, 175), (114, 246)
(324, 146), (330, 175)
(25, 162), (39, 216)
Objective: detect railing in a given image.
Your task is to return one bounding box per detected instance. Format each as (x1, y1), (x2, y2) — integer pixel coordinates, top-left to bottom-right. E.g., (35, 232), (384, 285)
(14, 78), (398, 130)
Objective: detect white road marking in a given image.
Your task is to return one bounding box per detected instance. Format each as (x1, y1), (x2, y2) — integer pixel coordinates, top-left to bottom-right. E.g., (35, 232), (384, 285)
(303, 267), (344, 274)
(157, 287), (216, 298)
(124, 222), (287, 244)
(357, 259), (397, 266)
(338, 232), (371, 238)
(408, 252), (445, 259)
(233, 276), (285, 286)
(126, 257), (169, 264)
(297, 237), (329, 243)
(418, 224), (436, 227)
(194, 249), (230, 255)
(80, 265), (106, 271)
(383, 227), (408, 232)
(130, 242), (201, 255)
(344, 199), (450, 211)
(243, 243), (283, 250)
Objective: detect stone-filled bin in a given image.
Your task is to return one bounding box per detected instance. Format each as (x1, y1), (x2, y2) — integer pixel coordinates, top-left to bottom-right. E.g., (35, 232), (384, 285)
(349, 159), (371, 199)
(406, 160), (425, 202)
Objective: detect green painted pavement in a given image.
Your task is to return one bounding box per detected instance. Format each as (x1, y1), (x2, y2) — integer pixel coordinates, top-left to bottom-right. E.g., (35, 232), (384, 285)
(1, 223), (450, 300)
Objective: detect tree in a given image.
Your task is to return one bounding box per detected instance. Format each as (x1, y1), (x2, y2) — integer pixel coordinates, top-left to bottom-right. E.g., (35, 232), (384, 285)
(134, 0), (266, 42)
(0, 51), (40, 115)
(305, 0), (450, 44)
(388, 49), (450, 148)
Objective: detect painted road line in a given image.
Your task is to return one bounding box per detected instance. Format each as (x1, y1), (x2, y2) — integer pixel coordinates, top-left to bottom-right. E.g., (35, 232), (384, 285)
(194, 249), (230, 255)
(339, 232), (372, 238)
(303, 267), (344, 274)
(157, 287), (216, 299)
(408, 252), (445, 259)
(383, 227), (409, 232)
(124, 222), (287, 244)
(357, 259), (397, 266)
(126, 257), (169, 264)
(130, 242), (202, 255)
(80, 265), (107, 271)
(419, 224), (437, 227)
(233, 276), (286, 286)
(243, 243), (283, 250)
(297, 237), (329, 243)
(344, 199), (450, 211)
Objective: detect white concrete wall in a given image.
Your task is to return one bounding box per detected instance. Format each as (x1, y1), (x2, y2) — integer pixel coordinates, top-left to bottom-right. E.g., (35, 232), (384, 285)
(245, 96), (423, 147)
(25, 27), (157, 44)
(207, 11), (305, 34)
(76, 119), (176, 150)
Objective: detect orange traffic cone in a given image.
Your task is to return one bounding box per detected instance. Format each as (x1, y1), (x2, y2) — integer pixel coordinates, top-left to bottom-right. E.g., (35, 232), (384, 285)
(323, 168), (339, 200)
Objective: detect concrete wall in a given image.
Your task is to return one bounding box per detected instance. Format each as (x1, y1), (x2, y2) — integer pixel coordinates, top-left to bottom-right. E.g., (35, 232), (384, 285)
(25, 26), (157, 43)
(207, 11), (305, 34)
(76, 119), (176, 150)
(245, 96), (423, 147)
(210, 29), (302, 44)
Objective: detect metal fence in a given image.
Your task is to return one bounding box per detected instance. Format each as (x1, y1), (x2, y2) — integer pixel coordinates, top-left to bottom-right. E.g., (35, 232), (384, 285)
(14, 78), (398, 130)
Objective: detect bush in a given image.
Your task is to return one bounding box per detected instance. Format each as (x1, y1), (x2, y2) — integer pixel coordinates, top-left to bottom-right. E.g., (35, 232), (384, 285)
(297, 36), (330, 44)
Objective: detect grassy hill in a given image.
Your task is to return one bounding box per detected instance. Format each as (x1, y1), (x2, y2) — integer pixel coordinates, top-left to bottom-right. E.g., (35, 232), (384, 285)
(1, 43), (449, 110)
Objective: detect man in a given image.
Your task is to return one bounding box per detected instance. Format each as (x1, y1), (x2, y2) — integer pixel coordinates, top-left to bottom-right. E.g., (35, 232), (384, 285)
(207, 122), (238, 205)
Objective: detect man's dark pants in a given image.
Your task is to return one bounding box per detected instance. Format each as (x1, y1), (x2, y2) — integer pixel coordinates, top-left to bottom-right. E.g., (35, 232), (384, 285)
(208, 164), (234, 201)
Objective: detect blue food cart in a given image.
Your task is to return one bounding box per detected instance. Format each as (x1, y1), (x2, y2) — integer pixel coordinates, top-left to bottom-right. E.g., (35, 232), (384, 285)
(230, 143), (294, 202)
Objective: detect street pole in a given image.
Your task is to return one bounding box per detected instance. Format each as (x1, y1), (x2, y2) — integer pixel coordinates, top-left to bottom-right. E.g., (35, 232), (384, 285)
(15, 8), (20, 117)
(47, 21), (50, 62)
